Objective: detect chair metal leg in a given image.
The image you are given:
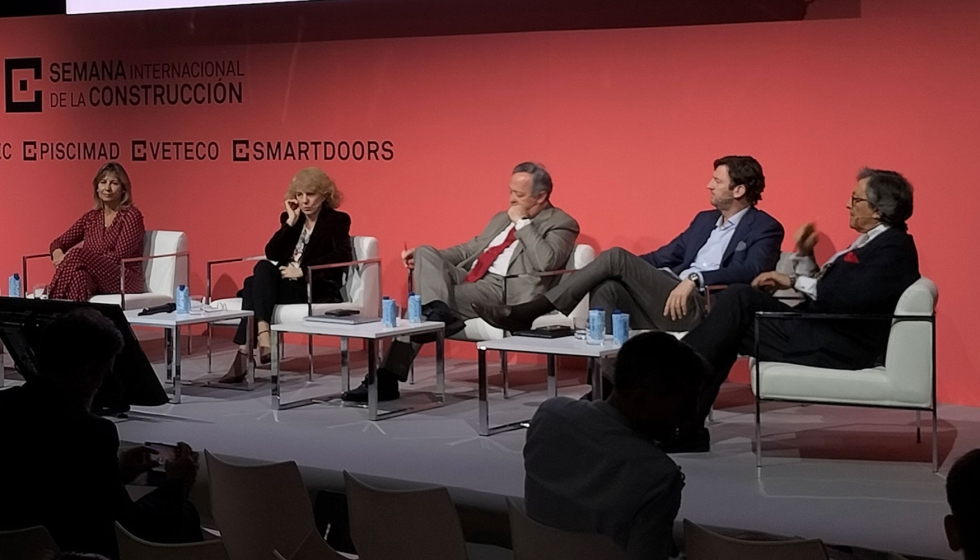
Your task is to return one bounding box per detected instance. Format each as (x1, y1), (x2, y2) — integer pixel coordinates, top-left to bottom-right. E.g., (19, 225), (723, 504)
(501, 351), (509, 399)
(408, 363), (415, 385)
(916, 411), (922, 443)
(932, 407), (939, 472)
(186, 333), (193, 355)
(755, 395), (762, 468)
(308, 335), (314, 381)
(206, 324), (213, 373)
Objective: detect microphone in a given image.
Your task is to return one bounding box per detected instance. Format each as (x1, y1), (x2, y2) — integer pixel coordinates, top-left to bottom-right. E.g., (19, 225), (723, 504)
(138, 302), (177, 316)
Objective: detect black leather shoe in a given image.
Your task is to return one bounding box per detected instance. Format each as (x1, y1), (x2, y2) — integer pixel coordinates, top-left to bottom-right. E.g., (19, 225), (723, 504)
(659, 428), (711, 453)
(419, 305), (466, 339)
(472, 302), (531, 332)
(341, 371), (400, 403)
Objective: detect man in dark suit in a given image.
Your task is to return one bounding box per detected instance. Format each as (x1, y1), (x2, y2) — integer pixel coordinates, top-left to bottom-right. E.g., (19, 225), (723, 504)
(680, 168), (920, 452)
(475, 155), (784, 333)
(0, 309), (202, 559)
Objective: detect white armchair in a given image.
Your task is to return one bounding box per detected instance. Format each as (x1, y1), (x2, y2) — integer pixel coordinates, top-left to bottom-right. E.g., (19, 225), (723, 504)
(206, 236), (381, 376)
(23, 230), (189, 310)
(750, 277), (939, 470)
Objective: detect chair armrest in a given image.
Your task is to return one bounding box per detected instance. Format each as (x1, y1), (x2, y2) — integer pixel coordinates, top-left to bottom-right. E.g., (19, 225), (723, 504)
(22, 253), (52, 295)
(119, 251), (190, 308)
(754, 311), (933, 322)
(305, 257), (382, 309)
(205, 255), (263, 301)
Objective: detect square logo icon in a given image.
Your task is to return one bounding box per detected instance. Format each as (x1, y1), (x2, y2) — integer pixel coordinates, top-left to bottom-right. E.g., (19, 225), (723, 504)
(5, 57), (43, 113)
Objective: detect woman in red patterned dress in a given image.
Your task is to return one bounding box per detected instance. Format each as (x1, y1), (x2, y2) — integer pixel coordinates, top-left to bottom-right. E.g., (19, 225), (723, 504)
(47, 162), (145, 301)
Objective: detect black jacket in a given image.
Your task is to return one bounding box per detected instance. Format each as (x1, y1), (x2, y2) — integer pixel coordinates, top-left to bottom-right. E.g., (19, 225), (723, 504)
(264, 208), (353, 303)
(788, 227), (920, 368)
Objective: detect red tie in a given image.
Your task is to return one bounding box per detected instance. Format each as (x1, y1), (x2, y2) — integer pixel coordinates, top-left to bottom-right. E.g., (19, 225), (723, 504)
(465, 227), (518, 283)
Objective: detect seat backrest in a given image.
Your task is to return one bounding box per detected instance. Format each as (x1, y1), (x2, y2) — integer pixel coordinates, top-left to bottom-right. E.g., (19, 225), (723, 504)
(564, 244), (596, 325)
(0, 525), (60, 560)
(343, 471), (469, 560)
(507, 499), (625, 560)
(116, 521), (230, 560)
(205, 451), (319, 560)
(342, 236), (381, 316)
(143, 230), (188, 296)
(684, 519), (827, 560)
(884, 277), (938, 406)
(275, 529), (347, 560)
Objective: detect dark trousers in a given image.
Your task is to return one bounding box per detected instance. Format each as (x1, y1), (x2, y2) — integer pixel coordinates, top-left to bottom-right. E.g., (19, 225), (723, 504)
(547, 247), (705, 331)
(234, 260), (307, 345)
(683, 284), (797, 427)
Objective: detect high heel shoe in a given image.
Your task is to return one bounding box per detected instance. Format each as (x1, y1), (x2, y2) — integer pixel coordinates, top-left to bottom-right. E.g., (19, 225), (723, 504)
(218, 351), (251, 384)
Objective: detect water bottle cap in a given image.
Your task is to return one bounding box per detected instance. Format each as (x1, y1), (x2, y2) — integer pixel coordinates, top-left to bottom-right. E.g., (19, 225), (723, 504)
(594, 307), (603, 311)
(383, 296), (390, 300)
(179, 284), (186, 290)
(409, 292), (415, 297)
(613, 309), (621, 314)
(12, 273), (19, 280)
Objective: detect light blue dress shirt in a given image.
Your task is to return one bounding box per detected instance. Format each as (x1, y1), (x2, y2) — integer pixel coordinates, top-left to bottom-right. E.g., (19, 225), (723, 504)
(677, 206), (750, 285)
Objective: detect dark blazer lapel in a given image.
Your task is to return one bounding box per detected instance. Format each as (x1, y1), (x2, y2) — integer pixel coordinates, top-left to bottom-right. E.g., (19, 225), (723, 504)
(685, 211), (718, 266)
(721, 207), (757, 264)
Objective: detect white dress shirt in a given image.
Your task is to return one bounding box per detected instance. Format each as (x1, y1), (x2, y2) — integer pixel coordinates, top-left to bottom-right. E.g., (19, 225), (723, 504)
(675, 206), (750, 287)
(791, 223), (889, 299)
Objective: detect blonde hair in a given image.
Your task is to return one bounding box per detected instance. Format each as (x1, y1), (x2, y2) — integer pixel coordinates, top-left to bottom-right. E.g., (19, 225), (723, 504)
(92, 162), (134, 209)
(286, 167), (342, 209)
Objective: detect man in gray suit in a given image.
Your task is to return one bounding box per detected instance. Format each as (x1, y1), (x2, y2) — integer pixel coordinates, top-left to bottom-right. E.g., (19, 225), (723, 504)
(342, 161), (580, 402)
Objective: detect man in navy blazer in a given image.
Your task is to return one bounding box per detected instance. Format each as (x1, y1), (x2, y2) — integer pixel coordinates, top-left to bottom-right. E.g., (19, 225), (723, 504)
(678, 168), (920, 452)
(475, 155), (784, 333)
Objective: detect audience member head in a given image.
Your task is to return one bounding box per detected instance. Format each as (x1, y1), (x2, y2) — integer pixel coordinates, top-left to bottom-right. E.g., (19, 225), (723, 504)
(608, 331), (708, 444)
(37, 308), (124, 410)
(946, 448), (980, 559)
(710, 155), (765, 209)
(286, 167), (342, 215)
(91, 161), (133, 210)
(853, 167), (913, 232)
(510, 162), (552, 218)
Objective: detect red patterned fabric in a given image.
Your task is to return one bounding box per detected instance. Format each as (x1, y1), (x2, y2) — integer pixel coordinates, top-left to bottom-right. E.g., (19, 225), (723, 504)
(464, 226), (517, 283)
(47, 207), (146, 301)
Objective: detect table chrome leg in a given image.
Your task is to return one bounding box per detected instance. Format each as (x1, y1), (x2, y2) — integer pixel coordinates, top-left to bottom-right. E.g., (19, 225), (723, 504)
(590, 357), (601, 401)
(172, 326), (182, 404)
(340, 336), (350, 392)
(478, 349), (489, 436)
(367, 339), (378, 421)
(436, 329), (445, 399)
(245, 315), (255, 389)
(546, 354), (557, 398)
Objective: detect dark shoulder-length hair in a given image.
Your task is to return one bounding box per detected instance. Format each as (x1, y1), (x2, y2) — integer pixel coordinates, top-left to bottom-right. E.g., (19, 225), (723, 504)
(859, 167), (914, 231)
(92, 162), (134, 209)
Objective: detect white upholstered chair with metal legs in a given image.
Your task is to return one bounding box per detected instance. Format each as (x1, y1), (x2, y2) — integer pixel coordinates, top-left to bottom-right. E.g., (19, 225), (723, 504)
(205, 236), (381, 377)
(23, 229), (189, 310)
(751, 277), (939, 470)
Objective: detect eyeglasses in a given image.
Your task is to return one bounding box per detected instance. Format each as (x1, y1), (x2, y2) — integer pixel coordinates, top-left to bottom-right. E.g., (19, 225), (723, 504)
(850, 196), (869, 206)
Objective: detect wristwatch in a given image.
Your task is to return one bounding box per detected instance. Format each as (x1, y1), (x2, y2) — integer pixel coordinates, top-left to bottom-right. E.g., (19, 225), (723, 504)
(687, 273), (702, 290)
(787, 273), (799, 289)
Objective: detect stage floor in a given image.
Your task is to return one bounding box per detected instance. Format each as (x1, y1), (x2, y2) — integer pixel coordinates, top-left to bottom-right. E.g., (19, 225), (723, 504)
(9, 334), (976, 559)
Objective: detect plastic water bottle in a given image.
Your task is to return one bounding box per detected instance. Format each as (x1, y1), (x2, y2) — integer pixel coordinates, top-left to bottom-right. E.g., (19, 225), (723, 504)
(8, 273), (20, 298)
(382, 296), (397, 328)
(408, 292), (422, 324)
(587, 307), (605, 345)
(612, 310), (630, 345)
(175, 285), (191, 314)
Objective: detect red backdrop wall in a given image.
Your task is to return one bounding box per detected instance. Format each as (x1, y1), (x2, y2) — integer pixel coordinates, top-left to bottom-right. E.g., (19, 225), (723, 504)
(0, 0), (976, 404)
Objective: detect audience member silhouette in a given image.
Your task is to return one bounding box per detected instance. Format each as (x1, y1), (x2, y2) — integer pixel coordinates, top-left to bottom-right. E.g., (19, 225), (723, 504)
(0, 309), (203, 559)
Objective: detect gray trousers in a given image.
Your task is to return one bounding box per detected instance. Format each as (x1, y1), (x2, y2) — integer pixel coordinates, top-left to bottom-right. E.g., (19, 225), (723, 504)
(546, 247), (705, 331)
(412, 245), (505, 319)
